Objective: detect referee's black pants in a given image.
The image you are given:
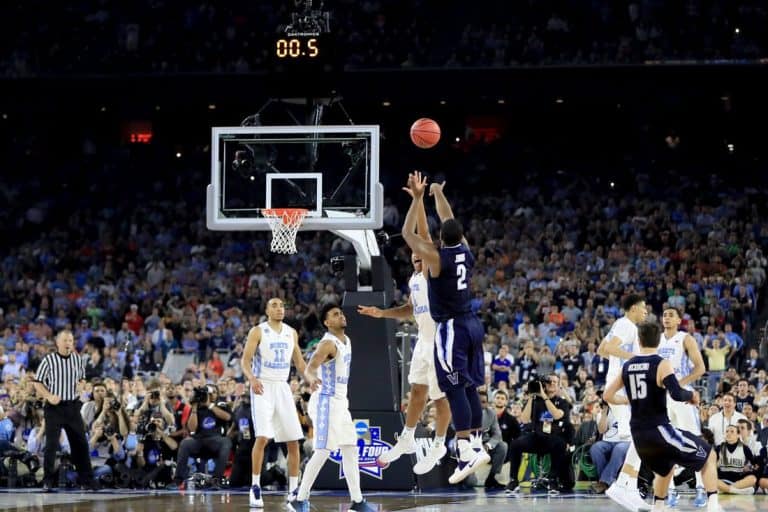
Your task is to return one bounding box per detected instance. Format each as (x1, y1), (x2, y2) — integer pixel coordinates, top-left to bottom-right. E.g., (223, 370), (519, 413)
(44, 401), (93, 484)
(508, 432), (569, 483)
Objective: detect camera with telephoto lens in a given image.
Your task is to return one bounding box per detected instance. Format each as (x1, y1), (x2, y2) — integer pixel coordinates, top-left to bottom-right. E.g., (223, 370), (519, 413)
(190, 386), (208, 404)
(527, 374), (549, 395)
(145, 422), (158, 434)
(109, 399), (121, 411)
(150, 390), (161, 400)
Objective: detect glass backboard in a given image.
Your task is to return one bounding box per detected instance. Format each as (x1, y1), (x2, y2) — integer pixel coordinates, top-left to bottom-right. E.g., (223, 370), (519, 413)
(207, 125), (382, 231)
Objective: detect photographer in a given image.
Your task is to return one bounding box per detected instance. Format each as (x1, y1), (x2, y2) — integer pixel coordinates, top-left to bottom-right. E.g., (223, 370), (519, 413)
(164, 383), (191, 442)
(506, 374), (574, 493)
(135, 411), (178, 488)
(93, 392), (129, 439)
(168, 385), (232, 489)
(226, 392), (254, 488)
(88, 418), (126, 486)
(135, 385), (175, 433)
(81, 381), (108, 429)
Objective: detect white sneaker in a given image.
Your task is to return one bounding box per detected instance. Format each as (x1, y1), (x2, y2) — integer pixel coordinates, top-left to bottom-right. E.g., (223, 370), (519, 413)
(606, 482), (651, 512)
(249, 486), (264, 508)
(413, 444), (447, 475)
(729, 485), (755, 495)
(377, 434), (416, 465)
(448, 447), (490, 484)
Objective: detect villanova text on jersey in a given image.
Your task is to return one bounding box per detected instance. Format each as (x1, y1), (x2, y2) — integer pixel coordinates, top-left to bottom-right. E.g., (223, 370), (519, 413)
(427, 244), (474, 322)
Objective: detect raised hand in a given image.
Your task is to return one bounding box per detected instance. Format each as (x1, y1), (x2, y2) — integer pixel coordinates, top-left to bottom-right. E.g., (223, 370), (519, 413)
(402, 171), (428, 199)
(429, 180), (446, 196)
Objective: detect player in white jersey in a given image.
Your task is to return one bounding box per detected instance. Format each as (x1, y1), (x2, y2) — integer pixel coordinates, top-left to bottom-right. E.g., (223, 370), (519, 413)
(659, 307), (708, 508)
(242, 298), (306, 508)
(357, 184), (452, 475)
(289, 304), (375, 512)
(597, 294), (650, 512)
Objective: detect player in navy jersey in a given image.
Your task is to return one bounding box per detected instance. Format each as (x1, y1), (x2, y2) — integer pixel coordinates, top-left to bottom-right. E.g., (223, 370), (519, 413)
(401, 171), (489, 484)
(604, 322), (723, 512)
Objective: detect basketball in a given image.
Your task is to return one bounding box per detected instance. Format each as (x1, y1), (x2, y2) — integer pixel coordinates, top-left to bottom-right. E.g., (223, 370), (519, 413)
(410, 118), (441, 149)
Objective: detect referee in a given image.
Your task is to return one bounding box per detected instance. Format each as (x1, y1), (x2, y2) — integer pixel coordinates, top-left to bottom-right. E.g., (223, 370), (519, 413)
(32, 330), (97, 491)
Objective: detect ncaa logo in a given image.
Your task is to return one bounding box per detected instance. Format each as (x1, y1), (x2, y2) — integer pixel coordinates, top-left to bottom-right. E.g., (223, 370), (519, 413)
(329, 420), (393, 480)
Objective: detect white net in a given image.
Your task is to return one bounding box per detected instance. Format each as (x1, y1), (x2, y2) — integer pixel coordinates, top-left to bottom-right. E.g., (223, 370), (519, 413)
(262, 208), (308, 254)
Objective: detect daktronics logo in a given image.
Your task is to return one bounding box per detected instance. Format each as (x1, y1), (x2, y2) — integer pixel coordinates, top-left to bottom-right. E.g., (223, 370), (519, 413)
(329, 420), (393, 479)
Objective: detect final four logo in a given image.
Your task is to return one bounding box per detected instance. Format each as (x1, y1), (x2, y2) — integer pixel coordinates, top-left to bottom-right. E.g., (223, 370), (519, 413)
(328, 420), (393, 479)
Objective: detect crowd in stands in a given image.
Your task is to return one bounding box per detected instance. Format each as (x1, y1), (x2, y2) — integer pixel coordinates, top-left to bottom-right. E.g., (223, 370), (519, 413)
(2, 0), (768, 77)
(0, 154), (767, 490)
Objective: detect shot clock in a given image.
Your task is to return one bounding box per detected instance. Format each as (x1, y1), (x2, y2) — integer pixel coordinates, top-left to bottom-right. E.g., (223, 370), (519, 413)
(275, 36), (321, 59)
(271, 34), (333, 70)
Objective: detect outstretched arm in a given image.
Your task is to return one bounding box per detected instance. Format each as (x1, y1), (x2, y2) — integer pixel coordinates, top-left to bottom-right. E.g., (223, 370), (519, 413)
(429, 181), (468, 246)
(357, 302), (414, 320)
(402, 172), (440, 271)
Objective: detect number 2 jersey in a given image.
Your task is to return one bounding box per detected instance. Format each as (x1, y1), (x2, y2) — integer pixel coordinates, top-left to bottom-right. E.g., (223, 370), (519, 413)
(622, 354), (669, 429)
(427, 243), (474, 323)
(252, 321), (296, 382)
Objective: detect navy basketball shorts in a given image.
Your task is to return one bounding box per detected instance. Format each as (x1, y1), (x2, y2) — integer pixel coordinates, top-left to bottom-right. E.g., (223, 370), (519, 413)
(632, 423), (711, 476)
(433, 313), (484, 391)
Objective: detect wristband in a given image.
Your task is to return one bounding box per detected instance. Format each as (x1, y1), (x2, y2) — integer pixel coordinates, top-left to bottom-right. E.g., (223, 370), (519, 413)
(208, 403), (215, 410)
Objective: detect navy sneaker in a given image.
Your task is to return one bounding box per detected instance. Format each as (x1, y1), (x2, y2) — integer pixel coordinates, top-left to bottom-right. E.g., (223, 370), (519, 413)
(350, 499), (376, 512)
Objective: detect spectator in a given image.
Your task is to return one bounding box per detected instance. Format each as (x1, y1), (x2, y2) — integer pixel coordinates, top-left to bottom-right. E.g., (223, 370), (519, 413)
(589, 402), (630, 494)
(708, 394), (746, 446)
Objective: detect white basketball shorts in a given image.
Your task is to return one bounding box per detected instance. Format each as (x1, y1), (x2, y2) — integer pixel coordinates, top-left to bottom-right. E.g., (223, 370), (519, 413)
(250, 380), (304, 442)
(408, 336), (445, 401)
(308, 392), (357, 451)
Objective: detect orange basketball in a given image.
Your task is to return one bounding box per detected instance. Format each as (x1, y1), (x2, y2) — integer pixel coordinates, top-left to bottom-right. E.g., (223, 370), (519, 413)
(410, 118), (441, 149)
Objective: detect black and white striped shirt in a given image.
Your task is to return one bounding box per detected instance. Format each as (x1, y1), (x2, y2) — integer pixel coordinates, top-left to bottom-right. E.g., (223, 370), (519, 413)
(34, 352), (85, 401)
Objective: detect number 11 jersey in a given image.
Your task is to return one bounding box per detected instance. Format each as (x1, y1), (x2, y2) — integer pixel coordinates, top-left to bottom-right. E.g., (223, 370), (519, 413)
(253, 321), (296, 382)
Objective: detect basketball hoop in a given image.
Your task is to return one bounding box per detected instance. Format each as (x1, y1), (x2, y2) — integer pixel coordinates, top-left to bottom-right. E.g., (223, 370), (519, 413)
(262, 208), (308, 254)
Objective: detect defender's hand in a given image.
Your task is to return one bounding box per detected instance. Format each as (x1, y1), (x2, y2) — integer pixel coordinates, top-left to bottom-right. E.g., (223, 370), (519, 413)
(357, 305), (383, 318)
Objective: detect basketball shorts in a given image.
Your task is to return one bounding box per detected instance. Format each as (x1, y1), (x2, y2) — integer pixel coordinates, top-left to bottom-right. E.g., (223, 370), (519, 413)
(308, 392), (357, 451)
(632, 423), (711, 476)
(433, 313), (485, 391)
(250, 380), (304, 442)
(667, 395), (702, 435)
(408, 336), (445, 401)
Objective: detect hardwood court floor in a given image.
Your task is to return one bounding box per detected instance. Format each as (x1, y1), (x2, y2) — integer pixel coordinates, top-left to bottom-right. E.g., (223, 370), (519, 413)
(0, 488), (763, 511)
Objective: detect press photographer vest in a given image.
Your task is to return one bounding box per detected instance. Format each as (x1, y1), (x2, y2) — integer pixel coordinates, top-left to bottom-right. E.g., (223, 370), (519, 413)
(194, 401), (229, 438)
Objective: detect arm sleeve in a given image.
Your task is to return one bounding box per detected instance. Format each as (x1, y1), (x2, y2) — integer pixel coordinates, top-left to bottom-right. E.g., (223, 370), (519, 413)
(663, 374), (693, 402)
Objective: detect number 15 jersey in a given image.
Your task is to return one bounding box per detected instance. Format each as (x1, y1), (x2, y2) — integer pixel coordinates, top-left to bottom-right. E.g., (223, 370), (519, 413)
(252, 321), (296, 382)
(622, 354), (669, 429)
(427, 243), (474, 323)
